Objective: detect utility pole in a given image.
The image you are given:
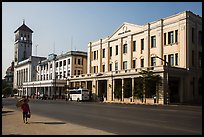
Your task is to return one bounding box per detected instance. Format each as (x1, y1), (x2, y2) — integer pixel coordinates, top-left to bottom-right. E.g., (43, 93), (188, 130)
(155, 55), (170, 105)
(35, 44), (38, 56)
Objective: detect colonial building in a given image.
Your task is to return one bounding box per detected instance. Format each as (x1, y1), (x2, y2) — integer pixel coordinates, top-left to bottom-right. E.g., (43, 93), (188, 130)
(23, 51), (87, 99)
(69, 11), (202, 104)
(4, 61), (14, 88)
(13, 21), (46, 96)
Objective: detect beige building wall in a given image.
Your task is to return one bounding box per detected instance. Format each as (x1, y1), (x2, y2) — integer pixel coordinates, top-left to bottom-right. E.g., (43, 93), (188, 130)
(85, 11), (202, 104)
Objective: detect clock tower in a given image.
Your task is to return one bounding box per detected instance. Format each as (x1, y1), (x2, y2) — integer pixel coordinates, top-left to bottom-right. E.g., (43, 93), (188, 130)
(14, 20), (33, 66)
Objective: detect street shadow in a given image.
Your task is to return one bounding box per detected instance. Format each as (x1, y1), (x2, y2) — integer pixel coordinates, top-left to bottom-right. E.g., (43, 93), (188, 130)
(30, 121), (66, 125)
(2, 110), (14, 113)
(2, 110), (14, 116)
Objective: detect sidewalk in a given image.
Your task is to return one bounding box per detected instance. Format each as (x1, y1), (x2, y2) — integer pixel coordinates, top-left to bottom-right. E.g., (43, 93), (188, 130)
(2, 107), (115, 135)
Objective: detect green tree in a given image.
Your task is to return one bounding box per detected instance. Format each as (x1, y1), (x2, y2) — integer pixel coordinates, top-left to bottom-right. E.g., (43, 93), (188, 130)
(114, 86), (122, 99)
(2, 87), (12, 96)
(134, 69), (161, 102)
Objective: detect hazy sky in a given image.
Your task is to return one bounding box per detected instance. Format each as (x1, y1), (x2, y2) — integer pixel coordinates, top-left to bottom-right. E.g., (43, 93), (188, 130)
(2, 2), (202, 78)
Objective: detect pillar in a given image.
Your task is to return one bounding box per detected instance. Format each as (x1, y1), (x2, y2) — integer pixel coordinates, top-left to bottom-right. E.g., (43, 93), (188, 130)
(132, 78), (134, 102)
(122, 78), (124, 101)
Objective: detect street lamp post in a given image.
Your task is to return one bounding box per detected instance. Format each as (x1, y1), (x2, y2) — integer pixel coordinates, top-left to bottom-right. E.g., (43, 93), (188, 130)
(111, 71), (113, 101)
(155, 55), (170, 105)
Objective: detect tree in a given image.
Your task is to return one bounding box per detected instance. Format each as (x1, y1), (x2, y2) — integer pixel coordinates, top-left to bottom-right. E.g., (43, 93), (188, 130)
(134, 77), (144, 102)
(2, 87), (12, 96)
(134, 69), (161, 102)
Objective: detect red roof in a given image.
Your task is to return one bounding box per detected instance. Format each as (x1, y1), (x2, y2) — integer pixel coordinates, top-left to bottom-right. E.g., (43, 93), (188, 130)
(14, 23), (33, 33)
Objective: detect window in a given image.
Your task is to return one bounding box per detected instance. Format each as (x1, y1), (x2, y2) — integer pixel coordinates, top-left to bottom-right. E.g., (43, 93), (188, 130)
(75, 58), (77, 64)
(74, 70), (76, 75)
(102, 65), (105, 72)
(60, 61), (62, 67)
(175, 53), (178, 65)
(63, 60), (66, 66)
(93, 51), (97, 60)
(199, 52), (202, 68)
(192, 50), (194, 67)
(133, 60), (136, 68)
(123, 44), (127, 53)
(78, 59), (81, 65)
(50, 63), (52, 68)
(164, 55), (167, 65)
(63, 71), (65, 77)
(164, 33), (166, 45)
(102, 49), (105, 58)
(56, 62), (58, 68)
(115, 62), (118, 71)
(68, 70), (70, 76)
(109, 64), (112, 71)
(151, 57), (156, 66)
(168, 54), (174, 66)
(175, 30), (178, 43)
(192, 28), (194, 43)
(141, 39), (144, 50)
(123, 61), (127, 70)
(141, 59), (144, 68)
(151, 36), (156, 48)
(133, 41), (136, 51)
(68, 59), (70, 65)
(168, 31), (174, 44)
(116, 45), (118, 55)
(78, 70), (80, 75)
(110, 47), (112, 56)
(198, 31), (202, 46)
(94, 66), (96, 73)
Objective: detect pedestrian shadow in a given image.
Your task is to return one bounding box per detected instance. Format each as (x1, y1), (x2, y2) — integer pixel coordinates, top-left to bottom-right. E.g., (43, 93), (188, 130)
(30, 121), (66, 125)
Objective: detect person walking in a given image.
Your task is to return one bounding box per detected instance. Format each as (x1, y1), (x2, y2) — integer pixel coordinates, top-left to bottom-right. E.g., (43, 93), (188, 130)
(21, 99), (31, 124)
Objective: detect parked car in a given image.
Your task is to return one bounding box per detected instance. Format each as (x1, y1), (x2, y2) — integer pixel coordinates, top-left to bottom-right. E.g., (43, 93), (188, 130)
(39, 94), (48, 100)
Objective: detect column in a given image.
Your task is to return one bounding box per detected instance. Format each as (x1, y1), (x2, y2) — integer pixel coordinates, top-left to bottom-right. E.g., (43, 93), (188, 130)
(128, 35), (133, 69)
(92, 79), (98, 101)
(107, 78), (112, 102)
(122, 78), (124, 101)
(132, 78), (134, 102)
(85, 81), (87, 89)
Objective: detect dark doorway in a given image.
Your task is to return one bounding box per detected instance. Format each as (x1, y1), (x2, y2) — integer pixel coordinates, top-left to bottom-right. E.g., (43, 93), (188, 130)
(124, 78), (132, 98)
(87, 81), (92, 101)
(169, 77), (180, 103)
(114, 79), (122, 100)
(98, 80), (107, 101)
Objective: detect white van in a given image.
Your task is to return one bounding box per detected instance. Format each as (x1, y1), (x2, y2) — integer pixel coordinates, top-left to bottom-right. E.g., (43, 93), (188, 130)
(69, 88), (90, 102)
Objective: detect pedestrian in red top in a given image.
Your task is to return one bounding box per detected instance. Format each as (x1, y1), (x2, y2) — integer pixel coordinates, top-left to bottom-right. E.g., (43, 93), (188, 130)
(21, 99), (31, 124)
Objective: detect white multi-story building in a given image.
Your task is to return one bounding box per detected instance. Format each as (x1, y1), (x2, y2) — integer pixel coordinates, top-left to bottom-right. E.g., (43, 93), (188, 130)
(13, 21), (46, 96)
(69, 11), (202, 104)
(23, 51), (87, 99)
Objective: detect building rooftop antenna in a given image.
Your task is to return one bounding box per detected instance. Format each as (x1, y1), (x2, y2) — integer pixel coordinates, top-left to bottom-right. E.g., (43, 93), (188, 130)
(23, 18), (25, 24)
(35, 44), (39, 56)
(53, 42), (55, 54)
(71, 36), (73, 51)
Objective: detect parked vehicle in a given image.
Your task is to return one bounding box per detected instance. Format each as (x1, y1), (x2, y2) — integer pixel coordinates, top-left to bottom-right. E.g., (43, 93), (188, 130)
(69, 88), (90, 102)
(39, 94), (48, 100)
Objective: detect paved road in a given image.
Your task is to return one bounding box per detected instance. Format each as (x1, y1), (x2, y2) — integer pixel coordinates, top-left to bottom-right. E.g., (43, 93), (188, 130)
(3, 98), (202, 135)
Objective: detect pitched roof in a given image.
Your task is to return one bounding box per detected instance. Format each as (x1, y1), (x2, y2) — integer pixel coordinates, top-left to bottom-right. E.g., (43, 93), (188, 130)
(14, 23), (33, 33)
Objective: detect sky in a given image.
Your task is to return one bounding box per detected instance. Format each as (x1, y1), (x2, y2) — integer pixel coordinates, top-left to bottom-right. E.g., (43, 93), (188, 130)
(2, 2), (202, 79)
